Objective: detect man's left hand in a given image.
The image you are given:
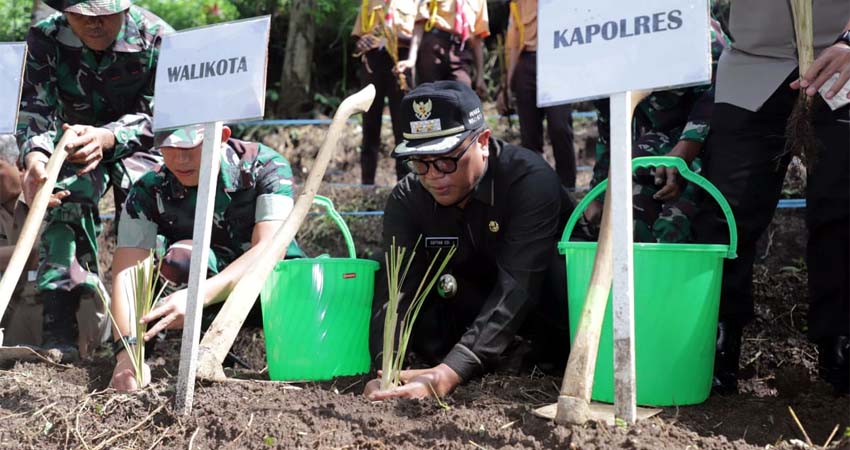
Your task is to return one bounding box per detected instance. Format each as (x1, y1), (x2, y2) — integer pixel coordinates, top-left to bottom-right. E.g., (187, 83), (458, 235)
(790, 42), (850, 100)
(62, 124), (115, 175)
(364, 363), (461, 400)
(140, 289), (188, 341)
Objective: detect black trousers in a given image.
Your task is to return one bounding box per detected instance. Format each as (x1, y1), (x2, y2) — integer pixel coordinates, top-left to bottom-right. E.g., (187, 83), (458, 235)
(512, 51), (577, 188)
(415, 30), (475, 86)
(369, 249), (571, 373)
(694, 71), (850, 341)
(358, 47), (411, 184)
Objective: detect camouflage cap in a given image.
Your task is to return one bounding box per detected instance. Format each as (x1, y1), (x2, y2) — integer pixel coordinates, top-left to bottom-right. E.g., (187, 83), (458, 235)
(154, 125), (205, 149)
(46, 0), (132, 16)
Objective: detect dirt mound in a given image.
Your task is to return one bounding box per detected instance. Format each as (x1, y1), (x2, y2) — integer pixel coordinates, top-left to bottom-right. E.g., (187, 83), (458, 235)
(12, 118), (847, 450)
(2, 255), (847, 450)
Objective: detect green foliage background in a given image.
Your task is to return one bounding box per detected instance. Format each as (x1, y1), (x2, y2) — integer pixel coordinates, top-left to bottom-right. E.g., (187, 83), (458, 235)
(134, 0), (241, 30)
(0, 0), (32, 41)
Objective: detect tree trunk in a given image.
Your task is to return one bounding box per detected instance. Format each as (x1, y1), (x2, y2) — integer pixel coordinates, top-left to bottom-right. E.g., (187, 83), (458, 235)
(31, 0), (53, 25)
(278, 0), (316, 117)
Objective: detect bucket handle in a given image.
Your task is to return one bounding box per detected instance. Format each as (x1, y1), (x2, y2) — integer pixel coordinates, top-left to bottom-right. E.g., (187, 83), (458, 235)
(312, 195), (357, 258)
(562, 156), (738, 259)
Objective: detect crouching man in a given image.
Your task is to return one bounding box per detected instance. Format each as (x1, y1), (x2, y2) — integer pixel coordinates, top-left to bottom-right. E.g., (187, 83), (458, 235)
(109, 125), (302, 391)
(365, 81), (575, 400)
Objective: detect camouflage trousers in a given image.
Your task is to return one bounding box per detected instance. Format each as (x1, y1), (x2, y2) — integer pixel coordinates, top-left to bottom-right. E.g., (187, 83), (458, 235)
(594, 131), (701, 243)
(37, 151), (162, 294)
(631, 132), (701, 243)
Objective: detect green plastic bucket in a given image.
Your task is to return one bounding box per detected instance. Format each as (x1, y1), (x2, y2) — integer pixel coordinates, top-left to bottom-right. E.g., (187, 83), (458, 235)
(260, 196), (379, 381)
(560, 156), (738, 406)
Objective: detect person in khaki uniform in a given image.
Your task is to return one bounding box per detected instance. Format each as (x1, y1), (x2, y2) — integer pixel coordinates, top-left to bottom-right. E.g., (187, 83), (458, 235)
(0, 142), (40, 347)
(396, 0), (489, 95)
(694, 0), (850, 395)
(0, 140), (108, 353)
(498, 0), (575, 188)
(352, 0), (418, 184)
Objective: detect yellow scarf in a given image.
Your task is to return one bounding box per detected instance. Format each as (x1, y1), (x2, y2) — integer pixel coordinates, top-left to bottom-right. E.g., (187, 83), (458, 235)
(424, 0), (439, 32)
(360, 0), (381, 34)
(509, 0), (524, 49)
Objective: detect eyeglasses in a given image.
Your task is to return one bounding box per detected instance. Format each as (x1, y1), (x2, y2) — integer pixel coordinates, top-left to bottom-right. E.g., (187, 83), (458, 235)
(404, 132), (480, 176)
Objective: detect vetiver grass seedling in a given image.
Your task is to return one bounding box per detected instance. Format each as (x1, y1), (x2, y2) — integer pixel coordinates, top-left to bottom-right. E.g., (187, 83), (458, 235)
(96, 251), (168, 387)
(381, 237), (456, 390)
(786, 0), (818, 165)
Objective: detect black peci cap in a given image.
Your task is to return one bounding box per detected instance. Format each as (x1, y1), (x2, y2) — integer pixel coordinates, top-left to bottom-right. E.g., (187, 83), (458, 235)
(392, 80), (485, 158)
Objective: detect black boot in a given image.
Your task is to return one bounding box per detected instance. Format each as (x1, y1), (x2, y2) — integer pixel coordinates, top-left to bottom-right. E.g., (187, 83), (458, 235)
(712, 320), (743, 395)
(41, 290), (81, 363)
(817, 336), (849, 395)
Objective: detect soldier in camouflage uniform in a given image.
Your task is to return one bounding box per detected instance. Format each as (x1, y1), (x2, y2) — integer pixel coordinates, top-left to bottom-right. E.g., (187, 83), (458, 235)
(15, 0), (172, 360)
(586, 18), (730, 243)
(109, 125), (302, 391)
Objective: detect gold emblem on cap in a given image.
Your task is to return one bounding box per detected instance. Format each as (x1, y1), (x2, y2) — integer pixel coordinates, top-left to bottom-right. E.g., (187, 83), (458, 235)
(489, 220), (499, 233)
(413, 99), (432, 121)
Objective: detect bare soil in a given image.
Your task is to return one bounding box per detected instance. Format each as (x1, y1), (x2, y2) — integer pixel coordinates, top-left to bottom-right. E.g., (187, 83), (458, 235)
(5, 116), (849, 450)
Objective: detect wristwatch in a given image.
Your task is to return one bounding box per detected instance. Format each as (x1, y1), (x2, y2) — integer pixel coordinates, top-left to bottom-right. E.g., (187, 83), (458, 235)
(111, 335), (137, 357)
(836, 30), (850, 47)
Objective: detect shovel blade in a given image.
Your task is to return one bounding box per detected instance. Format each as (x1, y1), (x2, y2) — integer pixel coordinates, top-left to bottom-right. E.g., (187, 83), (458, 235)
(533, 402), (662, 426)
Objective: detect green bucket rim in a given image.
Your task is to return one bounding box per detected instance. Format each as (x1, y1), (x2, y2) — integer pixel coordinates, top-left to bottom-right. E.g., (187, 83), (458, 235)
(561, 156), (738, 259)
(559, 241), (729, 254)
(275, 258), (380, 268)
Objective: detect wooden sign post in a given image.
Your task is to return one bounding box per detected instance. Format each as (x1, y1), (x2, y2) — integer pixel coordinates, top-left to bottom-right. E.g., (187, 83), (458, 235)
(0, 42), (28, 345)
(0, 43), (26, 134)
(536, 0), (711, 424)
(152, 16), (271, 415)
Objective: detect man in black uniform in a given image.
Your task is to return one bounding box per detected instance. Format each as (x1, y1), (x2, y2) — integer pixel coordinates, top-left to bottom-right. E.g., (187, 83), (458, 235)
(365, 81), (574, 399)
(696, 3), (849, 395)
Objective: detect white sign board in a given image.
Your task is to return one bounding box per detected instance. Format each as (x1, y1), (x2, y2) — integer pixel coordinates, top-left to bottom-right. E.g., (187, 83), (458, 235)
(537, 0), (711, 106)
(153, 16), (270, 130)
(0, 43), (27, 134)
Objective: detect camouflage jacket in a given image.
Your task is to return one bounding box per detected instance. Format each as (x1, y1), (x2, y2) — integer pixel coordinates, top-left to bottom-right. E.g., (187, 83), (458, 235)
(592, 18), (730, 186)
(117, 139), (303, 263)
(16, 6), (172, 162)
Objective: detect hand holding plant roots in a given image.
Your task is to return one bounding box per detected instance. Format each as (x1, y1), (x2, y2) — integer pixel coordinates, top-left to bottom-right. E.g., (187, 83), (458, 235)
(380, 237), (456, 392)
(353, 3), (408, 91)
(786, 0), (820, 167)
(98, 251), (168, 388)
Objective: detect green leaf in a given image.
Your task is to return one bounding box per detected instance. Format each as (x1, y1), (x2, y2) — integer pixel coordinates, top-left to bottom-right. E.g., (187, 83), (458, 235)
(263, 435), (276, 446)
(615, 418), (628, 429)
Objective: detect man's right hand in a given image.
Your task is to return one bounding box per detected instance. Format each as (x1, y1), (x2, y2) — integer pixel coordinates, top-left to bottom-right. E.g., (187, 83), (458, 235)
(110, 350), (151, 392)
(22, 152), (69, 207)
(583, 199), (603, 226)
(394, 58), (415, 75)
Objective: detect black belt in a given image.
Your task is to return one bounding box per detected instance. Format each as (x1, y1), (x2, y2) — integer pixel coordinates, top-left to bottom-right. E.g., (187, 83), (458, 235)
(427, 27), (463, 45)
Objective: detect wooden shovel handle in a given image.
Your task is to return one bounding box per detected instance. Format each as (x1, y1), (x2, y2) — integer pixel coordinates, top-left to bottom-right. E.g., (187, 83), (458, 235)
(0, 129), (78, 327)
(559, 185), (614, 399)
(196, 84), (377, 378)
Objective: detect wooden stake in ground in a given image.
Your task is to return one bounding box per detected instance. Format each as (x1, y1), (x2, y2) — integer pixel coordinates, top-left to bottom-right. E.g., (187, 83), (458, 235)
(193, 84), (376, 383)
(554, 182), (614, 425)
(0, 128), (78, 345)
(554, 90), (649, 426)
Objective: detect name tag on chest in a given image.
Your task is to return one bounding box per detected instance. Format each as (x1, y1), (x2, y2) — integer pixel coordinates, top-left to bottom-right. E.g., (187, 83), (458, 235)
(425, 236), (459, 248)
